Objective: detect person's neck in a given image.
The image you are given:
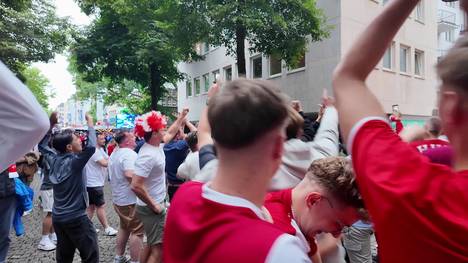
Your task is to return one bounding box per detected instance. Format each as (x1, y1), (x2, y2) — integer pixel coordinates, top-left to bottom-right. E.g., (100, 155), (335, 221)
(210, 156), (271, 208)
(147, 139), (160, 147)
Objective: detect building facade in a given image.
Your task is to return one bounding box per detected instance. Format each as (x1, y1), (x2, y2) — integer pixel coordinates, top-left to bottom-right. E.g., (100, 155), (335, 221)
(177, 0), (442, 121)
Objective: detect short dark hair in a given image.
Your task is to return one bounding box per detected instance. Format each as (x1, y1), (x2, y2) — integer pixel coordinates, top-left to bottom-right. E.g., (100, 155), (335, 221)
(185, 131), (198, 151)
(286, 106), (304, 140)
(52, 129), (74, 153)
(426, 117), (442, 137)
(143, 132), (152, 143)
(114, 131), (128, 145)
(208, 79), (288, 149)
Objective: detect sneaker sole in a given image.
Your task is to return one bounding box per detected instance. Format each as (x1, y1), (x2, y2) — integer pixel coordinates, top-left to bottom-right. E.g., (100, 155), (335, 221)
(38, 246), (56, 251)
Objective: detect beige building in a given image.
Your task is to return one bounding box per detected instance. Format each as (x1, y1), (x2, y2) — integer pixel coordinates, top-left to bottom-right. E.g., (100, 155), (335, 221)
(177, 0), (439, 121)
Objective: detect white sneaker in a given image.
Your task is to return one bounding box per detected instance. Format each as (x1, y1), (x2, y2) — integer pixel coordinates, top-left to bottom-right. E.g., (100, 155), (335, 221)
(105, 226), (118, 236)
(37, 238), (56, 251)
(114, 255), (130, 263)
(49, 233), (57, 245)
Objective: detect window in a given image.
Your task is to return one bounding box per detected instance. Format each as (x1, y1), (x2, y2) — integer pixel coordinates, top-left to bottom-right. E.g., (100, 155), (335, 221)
(212, 70), (220, 84)
(444, 30), (455, 42)
(252, 56), (263, 79)
(383, 42), (395, 70)
(399, 45), (410, 73)
(414, 50), (424, 76)
(186, 81), (192, 97)
(194, 78), (201, 95)
(416, 1), (424, 22)
(289, 52), (306, 70)
(224, 66), (232, 81)
(203, 74), (210, 93)
(269, 55), (282, 76)
(445, 2), (456, 8)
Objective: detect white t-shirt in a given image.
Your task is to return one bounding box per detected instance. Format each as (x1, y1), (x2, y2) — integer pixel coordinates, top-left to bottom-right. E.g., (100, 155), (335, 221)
(177, 151), (200, 181)
(84, 147), (109, 187)
(135, 143), (166, 206)
(109, 148), (138, 206)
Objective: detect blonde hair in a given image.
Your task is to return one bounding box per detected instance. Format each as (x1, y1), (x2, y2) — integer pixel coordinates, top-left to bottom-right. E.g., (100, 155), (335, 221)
(437, 34), (468, 94)
(305, 157), (364, 210)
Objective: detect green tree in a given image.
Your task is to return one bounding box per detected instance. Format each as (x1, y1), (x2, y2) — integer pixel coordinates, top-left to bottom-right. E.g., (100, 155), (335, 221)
(21, 66), (55, 110)
(71, 1), (202, 111)
(176, 0), (330, 76)
(0, 0), (73, 77)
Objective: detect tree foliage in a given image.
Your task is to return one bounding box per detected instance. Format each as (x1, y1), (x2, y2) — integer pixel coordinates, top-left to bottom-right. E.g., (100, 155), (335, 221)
(71, 0), (203, 112)
(176, 0), (330, 76)
(21, 66), (55, 110)
(0, 0), (72, 77)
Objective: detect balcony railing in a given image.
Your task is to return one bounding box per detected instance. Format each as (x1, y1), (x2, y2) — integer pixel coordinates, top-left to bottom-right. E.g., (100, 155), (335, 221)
(438, 10), (458, 33)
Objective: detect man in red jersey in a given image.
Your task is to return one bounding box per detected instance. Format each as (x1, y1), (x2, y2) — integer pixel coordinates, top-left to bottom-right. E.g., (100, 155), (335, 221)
(406, 117), (449, 153)
(164, 79), (311, 263)
(332, 0), (468, 262)
(264, 157), (365, 263)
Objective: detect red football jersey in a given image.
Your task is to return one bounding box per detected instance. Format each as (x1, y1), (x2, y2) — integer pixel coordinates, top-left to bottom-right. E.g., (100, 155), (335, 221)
(163, 182), (285, 263)
(351, 119), (468, 263)
(264, 189), (318, 256)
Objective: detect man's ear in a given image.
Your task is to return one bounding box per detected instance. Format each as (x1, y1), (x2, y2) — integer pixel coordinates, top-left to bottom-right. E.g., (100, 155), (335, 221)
(306, 192), (322, 208)
(440, 90), (462, 125)
(66, 144), (73, 152)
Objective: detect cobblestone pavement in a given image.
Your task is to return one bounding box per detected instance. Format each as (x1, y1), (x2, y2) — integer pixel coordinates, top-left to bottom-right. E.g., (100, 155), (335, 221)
(7, 177), (123, 263)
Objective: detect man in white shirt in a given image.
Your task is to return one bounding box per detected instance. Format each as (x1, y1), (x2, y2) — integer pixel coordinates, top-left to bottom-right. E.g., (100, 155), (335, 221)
(176, 131), (200, 181)
(109, 131), (144, 263)
(131, 110), (186, 263)
(84, 133), (117, 236)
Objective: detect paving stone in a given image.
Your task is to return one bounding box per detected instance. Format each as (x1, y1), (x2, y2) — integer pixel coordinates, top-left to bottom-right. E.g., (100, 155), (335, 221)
(7, 177), (123, 263)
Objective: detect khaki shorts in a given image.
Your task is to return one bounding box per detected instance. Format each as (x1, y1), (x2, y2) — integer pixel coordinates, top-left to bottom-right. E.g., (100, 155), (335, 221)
(113, 204), (144, 236)
(40, 189), (54, 212)
(136, 205), (166, 246)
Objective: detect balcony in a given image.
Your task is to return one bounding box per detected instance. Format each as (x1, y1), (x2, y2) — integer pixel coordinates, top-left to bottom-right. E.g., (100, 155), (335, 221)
(438, 10), (458, 33)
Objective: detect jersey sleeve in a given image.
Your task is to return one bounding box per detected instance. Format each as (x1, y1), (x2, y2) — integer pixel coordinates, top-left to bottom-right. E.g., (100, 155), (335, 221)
(349, 118), (440, 226)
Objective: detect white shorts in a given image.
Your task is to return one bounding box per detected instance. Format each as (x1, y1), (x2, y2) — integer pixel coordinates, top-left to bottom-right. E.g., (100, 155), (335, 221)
(40, 189), (54, 212)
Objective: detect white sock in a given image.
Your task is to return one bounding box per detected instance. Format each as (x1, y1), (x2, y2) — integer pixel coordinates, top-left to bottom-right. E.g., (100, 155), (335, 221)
(41, 235), (50, 242)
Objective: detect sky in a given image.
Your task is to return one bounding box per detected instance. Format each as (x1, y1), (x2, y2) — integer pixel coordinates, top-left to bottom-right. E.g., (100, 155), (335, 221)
(33, 0), (93, 109)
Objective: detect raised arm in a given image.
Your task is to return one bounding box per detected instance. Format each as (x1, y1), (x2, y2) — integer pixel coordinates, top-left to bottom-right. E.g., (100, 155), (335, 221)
(198, 83), (220, 149)
(38, 112), (59, 157)
(332, 0), (420, 144)
(309, 97), (340, 159)
(73, 113), (96, 169)
(0, 62), (49, 171)
(163, 108), (189, 144)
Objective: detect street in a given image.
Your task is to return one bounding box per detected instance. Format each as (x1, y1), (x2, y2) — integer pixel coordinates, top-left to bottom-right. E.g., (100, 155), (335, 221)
(7, 177), (121, 263)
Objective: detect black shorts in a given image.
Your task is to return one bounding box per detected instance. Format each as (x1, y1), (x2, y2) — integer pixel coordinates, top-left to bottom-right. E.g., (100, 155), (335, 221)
(87, 187), (105, 207)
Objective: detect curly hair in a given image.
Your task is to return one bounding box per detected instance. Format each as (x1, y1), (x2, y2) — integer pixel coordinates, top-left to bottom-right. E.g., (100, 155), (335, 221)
(306, 157), (364, 210)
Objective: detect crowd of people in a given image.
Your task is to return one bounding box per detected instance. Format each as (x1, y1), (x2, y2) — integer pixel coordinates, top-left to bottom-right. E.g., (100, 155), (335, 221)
(1, 0), (468, 262)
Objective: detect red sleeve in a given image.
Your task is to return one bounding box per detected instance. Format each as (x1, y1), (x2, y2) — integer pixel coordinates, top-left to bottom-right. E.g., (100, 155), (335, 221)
(350, 119), (468, 262)
(350, 120), (444, 227)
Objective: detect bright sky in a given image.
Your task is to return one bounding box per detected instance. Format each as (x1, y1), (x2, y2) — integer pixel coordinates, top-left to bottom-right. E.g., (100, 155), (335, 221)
(33, 0), (93, 109)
